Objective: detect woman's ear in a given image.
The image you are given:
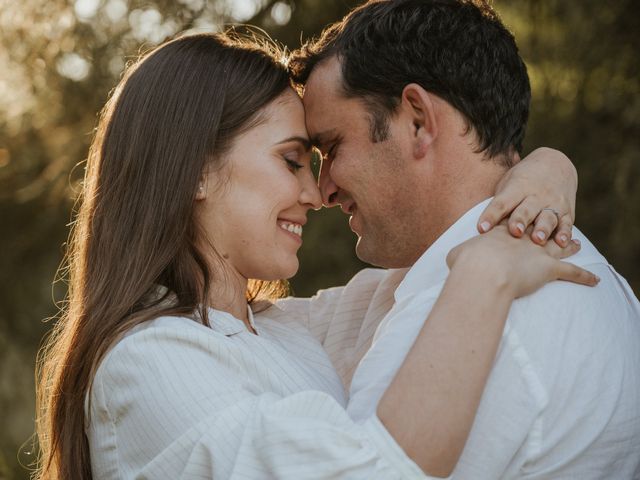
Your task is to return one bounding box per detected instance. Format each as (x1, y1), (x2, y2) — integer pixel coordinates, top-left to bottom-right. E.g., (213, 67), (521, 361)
(195, 183), (206, 200)
(401, 83), (438, 160)
(195, 174), (207, 201)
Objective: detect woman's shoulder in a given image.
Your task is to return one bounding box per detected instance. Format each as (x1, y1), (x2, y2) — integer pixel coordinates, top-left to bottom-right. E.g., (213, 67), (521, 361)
(94, 315), (222, 381)
(117, 313), (210, 344)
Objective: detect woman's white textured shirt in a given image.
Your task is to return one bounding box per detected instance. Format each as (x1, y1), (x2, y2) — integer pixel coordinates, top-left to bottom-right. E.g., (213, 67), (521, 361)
(86, 268), (432, 479)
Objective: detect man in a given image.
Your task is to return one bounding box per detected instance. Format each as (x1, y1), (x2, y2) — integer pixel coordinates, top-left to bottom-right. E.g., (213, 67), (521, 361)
(286, 0), (640, 477)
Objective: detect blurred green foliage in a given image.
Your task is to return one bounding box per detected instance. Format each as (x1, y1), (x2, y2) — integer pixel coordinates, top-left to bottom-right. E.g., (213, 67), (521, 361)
(0, 0), (637, 478)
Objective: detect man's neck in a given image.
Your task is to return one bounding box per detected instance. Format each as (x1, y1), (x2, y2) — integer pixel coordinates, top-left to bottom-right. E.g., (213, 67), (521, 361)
(394, 197), (496, 301)
(412, 155), (508, 264)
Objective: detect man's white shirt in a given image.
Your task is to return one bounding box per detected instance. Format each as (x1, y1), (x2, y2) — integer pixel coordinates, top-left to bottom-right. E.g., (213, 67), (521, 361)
(348, 198), (640, 479)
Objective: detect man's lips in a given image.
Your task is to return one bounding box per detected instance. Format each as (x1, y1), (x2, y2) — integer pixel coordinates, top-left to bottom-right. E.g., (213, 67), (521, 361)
(348, 206), (361, 234)
(339, 199), (356, 215)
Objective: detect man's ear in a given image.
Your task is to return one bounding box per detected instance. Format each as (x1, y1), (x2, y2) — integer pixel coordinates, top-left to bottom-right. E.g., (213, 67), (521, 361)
(401, 83), (438, 159)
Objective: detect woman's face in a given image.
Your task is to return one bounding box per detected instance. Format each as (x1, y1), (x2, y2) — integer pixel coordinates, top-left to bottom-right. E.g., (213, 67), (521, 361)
(197, 88), (321, 281)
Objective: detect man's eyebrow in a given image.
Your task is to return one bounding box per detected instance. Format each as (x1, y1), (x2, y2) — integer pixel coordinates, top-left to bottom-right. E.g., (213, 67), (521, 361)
(275, 136), (311, 151)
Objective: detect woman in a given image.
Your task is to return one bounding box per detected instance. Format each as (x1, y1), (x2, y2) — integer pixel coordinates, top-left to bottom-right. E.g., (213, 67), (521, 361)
(35, 33), (596, 479)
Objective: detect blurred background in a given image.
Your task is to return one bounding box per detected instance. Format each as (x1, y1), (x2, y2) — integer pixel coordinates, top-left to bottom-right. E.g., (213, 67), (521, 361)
(0, 0), (638, 477)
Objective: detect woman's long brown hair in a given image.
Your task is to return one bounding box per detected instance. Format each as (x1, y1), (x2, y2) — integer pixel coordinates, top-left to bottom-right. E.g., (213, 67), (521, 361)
(34, 32), (292, 479)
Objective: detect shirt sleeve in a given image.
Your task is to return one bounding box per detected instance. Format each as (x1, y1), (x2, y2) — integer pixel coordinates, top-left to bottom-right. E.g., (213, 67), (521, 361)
(270, 268), (402, 388)
(87, 319), (435, 480)
(452, 263), (640, 478)
(273, 268), (390, 343)
(449, 322), (544, 478)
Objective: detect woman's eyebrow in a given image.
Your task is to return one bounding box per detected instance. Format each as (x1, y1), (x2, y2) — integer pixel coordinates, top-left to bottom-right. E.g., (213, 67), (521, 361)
(274, 136), (311, 151)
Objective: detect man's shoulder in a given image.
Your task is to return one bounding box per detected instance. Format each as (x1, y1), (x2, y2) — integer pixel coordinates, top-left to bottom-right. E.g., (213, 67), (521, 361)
(508, 227), (630, 329)
(510, 260), (637, 339)
(505, 258), (640, 397)
(498, 228), (639, 387)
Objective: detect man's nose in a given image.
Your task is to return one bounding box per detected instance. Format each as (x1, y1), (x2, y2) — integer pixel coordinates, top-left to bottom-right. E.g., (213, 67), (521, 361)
(318, 159), (339, 207)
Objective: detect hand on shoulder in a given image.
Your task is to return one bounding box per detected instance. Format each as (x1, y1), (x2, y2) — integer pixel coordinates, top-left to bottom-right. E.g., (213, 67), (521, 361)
(447, 224), (599, 299)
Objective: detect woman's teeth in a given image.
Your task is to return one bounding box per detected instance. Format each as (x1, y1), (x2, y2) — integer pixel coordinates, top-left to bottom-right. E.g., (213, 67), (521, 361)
(279, 222), (302, 237)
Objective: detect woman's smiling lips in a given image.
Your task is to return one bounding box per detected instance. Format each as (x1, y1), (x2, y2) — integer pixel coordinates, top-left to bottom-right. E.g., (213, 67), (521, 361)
(277, 218), (305, 244)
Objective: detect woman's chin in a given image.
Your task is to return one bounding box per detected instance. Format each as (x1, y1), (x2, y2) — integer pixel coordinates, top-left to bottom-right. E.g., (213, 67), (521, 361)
(280, 259), (300, 280)
(254, 257), (299, 281)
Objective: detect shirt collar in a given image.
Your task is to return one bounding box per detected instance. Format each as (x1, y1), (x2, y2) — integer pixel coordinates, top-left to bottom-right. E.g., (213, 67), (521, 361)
(394, 198), (492, 302)
(146, 284), (257, 336)
(207, 305), (256, 336)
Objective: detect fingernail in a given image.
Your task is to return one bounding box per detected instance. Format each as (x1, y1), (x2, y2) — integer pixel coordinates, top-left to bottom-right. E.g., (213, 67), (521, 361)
(536, 231), (546, 241)
(516, 222), (525, 234)
(573, 238), (581, 246)
(479, 221), (491, 233)
(559, 234), (568, 244)
(595, 275), (601, 283)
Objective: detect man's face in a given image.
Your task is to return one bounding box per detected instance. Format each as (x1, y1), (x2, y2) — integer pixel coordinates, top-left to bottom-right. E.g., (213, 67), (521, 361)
(303, 57), (424, 268)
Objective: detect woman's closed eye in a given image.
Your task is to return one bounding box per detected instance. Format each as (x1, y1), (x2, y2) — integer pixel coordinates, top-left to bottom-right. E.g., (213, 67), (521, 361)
(283, 153), (304, 172)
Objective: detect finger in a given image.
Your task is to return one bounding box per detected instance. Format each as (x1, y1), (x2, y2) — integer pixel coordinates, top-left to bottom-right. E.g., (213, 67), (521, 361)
(477, 187), (521, 233)
(555, 261), (600, 287)
(542, 236), (579, 259)
(531, 209), (560, 245)
(505, 196), (542, 238)
(445, 244), (462, 268)
(552, 238), (581, 259)
(553, 213), (574, 247)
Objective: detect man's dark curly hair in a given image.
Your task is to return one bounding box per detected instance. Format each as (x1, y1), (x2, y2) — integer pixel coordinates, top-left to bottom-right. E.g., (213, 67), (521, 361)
(289, 0), (530, 165)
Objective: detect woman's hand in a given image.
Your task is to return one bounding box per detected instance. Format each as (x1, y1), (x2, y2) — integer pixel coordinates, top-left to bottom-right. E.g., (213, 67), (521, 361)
(448, 225), (599, 300)
(477, 147), (577, 247)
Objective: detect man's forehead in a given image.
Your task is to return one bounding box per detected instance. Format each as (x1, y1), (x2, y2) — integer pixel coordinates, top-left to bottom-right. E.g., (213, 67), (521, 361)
(303, 56), (342, 101)
(303, 57), (346, 143)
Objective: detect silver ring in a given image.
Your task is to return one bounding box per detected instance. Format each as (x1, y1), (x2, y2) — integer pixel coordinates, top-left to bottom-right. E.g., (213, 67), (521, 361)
(541, 208), (562, 220)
